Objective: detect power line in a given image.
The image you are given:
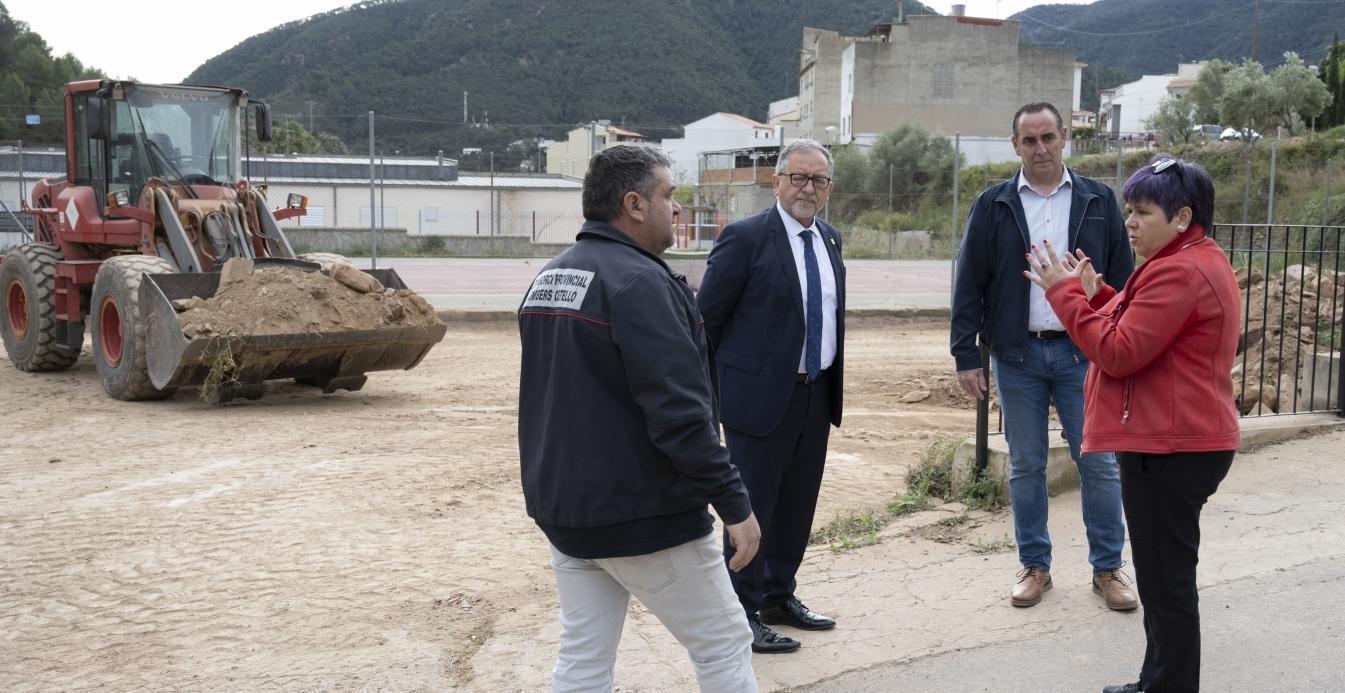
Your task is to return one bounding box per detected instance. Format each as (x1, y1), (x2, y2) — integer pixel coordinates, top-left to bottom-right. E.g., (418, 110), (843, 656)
(1017, 3), (1253, 37)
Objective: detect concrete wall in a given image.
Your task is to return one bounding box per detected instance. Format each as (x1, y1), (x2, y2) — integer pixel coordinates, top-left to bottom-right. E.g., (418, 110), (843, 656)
(799, 28), (850, 143)
(285, 227), (571, 258)
(257, 182), (583, 245)
(835, 16), (1074, 141)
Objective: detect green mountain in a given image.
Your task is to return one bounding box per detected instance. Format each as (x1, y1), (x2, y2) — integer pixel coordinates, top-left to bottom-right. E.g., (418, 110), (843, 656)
(1012, 0), (1345, 111)
(186, 0), (934, 155)
(0, 1), (102, 144)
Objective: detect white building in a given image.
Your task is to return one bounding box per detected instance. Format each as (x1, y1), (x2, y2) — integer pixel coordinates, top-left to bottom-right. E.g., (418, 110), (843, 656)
(660, 113), (782, 184)
(544, 122), (645, 178)
(768, 97), (802, 141)
(0, 150), (585, 247)
(1099, 63), (1206, 138)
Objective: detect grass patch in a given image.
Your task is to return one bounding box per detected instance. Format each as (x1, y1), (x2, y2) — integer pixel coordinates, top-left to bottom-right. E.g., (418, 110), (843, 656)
(200, 347), (239, 404)
(959, 470), (1009, 511)
(809, 436), (1007, 553)
(808, 509), (885, 551)
(970, 532), (1016, 555)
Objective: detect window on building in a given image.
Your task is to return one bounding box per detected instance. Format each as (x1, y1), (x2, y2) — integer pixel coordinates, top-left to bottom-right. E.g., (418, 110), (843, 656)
(932, 63), (955, 99)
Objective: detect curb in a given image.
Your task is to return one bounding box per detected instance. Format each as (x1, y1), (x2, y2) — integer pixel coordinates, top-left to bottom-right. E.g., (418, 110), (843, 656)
(434, 307), (954, 323)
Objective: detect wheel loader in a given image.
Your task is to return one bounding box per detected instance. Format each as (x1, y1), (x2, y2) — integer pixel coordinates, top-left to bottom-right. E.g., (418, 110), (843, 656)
(0, 80), (446, 401)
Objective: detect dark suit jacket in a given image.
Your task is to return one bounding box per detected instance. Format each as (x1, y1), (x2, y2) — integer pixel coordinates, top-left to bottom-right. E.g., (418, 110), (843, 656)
(697, 206), (846, 438)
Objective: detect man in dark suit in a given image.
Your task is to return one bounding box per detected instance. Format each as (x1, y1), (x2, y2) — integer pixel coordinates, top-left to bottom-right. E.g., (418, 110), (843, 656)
(697, 138), (845, 654)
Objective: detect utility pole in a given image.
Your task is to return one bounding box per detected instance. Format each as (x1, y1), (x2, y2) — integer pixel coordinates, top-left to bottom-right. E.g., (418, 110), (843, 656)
(463, 91), (468, 123)
(1252, 0), (1262, 62)
(307, 101), (315, 132)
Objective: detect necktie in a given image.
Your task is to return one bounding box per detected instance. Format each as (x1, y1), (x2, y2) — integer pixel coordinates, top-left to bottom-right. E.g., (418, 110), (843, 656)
(801, 229), (823, 381)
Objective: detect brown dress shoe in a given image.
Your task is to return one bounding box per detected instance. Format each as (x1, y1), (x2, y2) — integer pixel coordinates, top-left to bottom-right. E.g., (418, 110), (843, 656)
(1093, 569), (1139, 611)
(1011, 566), (1052, 607)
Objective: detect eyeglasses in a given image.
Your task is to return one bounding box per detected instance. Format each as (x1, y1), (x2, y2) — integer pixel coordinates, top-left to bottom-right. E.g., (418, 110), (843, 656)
(785, 173), (833, 190)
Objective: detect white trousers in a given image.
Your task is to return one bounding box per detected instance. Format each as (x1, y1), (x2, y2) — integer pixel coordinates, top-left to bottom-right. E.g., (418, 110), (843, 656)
(550, 531), (758, 693)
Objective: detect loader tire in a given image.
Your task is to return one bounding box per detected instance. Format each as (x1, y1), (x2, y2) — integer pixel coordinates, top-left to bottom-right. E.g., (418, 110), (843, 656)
(297, 252), (352, 275)
(0, 243), (81, 371)
(91, 255), (177, 401)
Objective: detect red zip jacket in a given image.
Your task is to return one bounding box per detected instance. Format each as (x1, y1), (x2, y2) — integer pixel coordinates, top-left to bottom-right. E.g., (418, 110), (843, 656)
(1045, 224), (1241, 454)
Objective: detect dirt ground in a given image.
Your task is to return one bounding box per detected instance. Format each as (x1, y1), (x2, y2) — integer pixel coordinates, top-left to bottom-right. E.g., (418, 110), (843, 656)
(0, 316), (978, 691)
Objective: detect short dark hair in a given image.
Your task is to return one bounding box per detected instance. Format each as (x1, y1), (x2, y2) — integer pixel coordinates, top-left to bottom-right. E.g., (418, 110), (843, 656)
(1122, 153), (1216, 231)
(582, 145), (671, 223)
(1011, 102), (1065, 138)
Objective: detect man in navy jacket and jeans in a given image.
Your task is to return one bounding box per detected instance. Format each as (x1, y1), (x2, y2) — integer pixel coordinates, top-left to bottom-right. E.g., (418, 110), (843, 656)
(518, 145), (761, 692)
(951, 102), (1138, 612)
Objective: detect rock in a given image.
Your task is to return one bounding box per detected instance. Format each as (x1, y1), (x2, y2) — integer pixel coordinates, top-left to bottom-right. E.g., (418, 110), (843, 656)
(405, 293), (433, 316)
(172, 297), (209, 312)
(901, 390), (932, 403)
(331, 264), (384, 294)
(219, 257), (255, 286)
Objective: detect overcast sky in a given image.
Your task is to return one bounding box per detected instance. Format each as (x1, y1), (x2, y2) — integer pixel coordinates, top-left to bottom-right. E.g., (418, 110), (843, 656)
(6, 0), (1097, 85)
(5, 0), (351, 84)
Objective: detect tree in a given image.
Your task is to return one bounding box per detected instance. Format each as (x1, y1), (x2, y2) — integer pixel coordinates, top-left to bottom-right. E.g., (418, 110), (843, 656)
(1146, 96), (1196, 145)
(1187, 59), (1231, 125)
(248, 118), (349, 155)
(1218, 54), (1329, 142)
(1318, 33), (1345, 128)
(826, 125), (960, 223)
(1268, 52), (1331, 132)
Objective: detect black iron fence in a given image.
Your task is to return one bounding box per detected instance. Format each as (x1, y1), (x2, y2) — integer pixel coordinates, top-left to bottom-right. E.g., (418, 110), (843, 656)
(977, 223), (1345, 464)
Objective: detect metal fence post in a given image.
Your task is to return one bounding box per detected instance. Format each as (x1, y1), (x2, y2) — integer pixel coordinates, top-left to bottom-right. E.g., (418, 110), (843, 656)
(950, 132), (960, 292)
(17, 138), (24, 208)
(1114, 143), (1124, 194)
(1242, 151), (1253, 224)
(1267, 140), (1278, 225)
(1325, 159), (1334, 227)
(888, 163), (894, 213)
(975, 343), (990, 473)
(368, 110), (378, 269)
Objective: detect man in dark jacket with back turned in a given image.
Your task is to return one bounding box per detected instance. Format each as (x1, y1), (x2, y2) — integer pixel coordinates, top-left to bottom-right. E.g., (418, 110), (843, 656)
(518, 145), (761, 692)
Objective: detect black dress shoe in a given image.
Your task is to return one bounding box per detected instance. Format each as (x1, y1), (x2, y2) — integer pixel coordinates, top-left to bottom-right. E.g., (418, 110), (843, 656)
(748, 617), (801, 653)
(759, 596), (836, 631)
(1101, 684), (1142, 693)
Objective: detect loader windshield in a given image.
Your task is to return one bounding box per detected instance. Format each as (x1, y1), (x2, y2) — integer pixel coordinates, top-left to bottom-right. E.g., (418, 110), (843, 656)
(108, 85), (241, 202)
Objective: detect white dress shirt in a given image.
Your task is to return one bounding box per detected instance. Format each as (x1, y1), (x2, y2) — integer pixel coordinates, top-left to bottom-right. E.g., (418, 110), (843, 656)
(776, 201), (838, 373)
(1017, 167), (1073, 332)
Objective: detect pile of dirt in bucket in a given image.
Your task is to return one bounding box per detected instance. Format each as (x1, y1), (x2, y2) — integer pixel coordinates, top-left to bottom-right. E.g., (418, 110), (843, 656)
(175, 261), (442, 338)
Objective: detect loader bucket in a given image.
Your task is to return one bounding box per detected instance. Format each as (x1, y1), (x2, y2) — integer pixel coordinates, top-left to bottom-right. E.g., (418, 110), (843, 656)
(141, 258), (447, 399)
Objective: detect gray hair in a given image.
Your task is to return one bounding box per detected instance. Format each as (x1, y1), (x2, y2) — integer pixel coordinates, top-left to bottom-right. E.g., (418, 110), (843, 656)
(775, 139), (833, 176)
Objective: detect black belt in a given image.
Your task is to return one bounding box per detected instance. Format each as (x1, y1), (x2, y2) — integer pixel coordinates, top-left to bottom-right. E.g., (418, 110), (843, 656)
(795, 368), (829, 383)
(1029, 330), (1069, 340)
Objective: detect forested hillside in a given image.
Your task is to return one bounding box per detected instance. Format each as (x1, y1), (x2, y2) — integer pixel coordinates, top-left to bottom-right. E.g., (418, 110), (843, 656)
(0, 1), (102, 144)
(186, 0), (934, 155)
(1015, 0), (1345, 111)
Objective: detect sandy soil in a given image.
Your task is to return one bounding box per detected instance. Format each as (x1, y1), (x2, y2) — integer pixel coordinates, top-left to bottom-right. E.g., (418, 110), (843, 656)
(0, 316), (978, 691)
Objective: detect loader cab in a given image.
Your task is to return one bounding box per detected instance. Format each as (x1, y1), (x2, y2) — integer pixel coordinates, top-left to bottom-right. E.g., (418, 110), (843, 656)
(67, 82), (248, 209)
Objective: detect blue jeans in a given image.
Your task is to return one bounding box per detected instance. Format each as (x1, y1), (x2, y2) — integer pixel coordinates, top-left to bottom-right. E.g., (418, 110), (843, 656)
(993, 336), (1125, 572)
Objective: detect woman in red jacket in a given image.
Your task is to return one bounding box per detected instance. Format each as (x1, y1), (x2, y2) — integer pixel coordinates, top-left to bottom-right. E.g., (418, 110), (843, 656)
(1024, 154), (1240, 693)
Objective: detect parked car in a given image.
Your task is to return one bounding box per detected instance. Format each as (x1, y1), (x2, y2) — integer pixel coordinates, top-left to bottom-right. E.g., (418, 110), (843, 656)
(1219, 127), (1262, 142)
(1192, 124), (1222, 142)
